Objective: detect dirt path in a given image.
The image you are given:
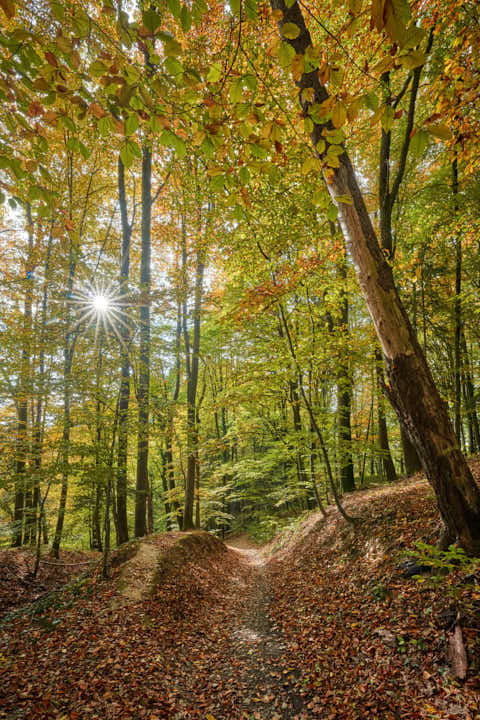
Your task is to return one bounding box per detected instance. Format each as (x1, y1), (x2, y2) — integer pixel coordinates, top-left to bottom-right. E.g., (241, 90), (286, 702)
(225, 537), (304, 720)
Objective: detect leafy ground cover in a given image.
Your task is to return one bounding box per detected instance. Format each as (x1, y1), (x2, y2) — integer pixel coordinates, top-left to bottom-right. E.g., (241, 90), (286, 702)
(1, 471), (480, 720)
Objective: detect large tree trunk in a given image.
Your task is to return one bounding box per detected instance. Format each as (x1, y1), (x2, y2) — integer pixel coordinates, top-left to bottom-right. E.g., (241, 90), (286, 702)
(271, 0), (480, 553)
(116, 156), (132, 545)
(135, 145), (152, 538)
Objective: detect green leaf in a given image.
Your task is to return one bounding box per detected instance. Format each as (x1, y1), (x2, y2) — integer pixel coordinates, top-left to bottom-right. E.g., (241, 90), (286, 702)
(410, 128), (429, 156)
(284, 0), (296, 7)
(160, 129), (186, 158)
(245, 0), (258, 21)
(125, 113), (139, 136)
(89, 60), (108, 78)
(192, 0), (207, 25)
(364, 92), (379, 111)
(381, 105), (394, 132)
(180, 5), (192, 32)
(142, 9), (162, 33)
(229, 77), (243, 104)
(164, 57), (183, 77)
(244, 74), (257, 92)
(281, 23), (300, 40)
(98, 116), (114, 136)
(167, 0), (181, 20)
(239, 166), (250, 184)
(230, 0), (241, 15)
(201, 135), (215, 159)
(327, 203), (338, 221)
(278, 42), (295, 69)
(207, 62), (222, 83)
(79, 141), (91, 160)
(120, 142), (133, 168)
(402, 24), (426, 50)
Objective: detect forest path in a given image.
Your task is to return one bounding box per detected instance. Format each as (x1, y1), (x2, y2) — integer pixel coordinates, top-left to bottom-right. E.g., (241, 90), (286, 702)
(222, 536), (305, 719)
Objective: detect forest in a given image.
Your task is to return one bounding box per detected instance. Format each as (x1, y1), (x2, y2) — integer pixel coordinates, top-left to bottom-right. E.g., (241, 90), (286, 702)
(0, 0), (479, 718)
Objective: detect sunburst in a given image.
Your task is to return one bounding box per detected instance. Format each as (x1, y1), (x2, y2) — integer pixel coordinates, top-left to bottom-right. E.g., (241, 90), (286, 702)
(67, 279), (133, 348)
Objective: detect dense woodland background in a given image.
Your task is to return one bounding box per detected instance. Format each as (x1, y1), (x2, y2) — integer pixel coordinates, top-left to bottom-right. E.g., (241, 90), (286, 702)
(0, 0), (479, 557)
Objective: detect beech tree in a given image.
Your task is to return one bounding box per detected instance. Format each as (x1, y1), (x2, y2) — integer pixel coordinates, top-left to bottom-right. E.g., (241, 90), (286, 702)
(269, 0), (480, 552)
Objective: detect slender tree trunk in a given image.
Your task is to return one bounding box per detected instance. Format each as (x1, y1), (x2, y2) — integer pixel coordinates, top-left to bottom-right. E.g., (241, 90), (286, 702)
(52, 156), (76, 559)
(183, 238), (205, 530)
(31, 225), (53, 547)
(289, 379), (309, 499)
(92, 342), (103, 552)
(135, 145), (152, 538)
(116, 156), (132, 545)
(51, 346), (73, 558)
(452, 156), (462, 442)
(12, 205), (34, 546)
(461, 329), (480, 453)
(271, 0), (480, 552)
(375, 349), (397, 483)
(337, 248), (355, 492)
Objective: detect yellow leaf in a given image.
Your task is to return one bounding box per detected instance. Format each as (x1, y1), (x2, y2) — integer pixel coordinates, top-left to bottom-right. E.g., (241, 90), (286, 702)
(332, 101), (346, 129)
(0, 0), (15, 19)
(398, 50), (426, 69)
(347, 97), (362, 122)
(371, 0), (385, 31)
(426, 123), (452, 141)
(282, 22), (300, 39)
(291, 54), (305, 82)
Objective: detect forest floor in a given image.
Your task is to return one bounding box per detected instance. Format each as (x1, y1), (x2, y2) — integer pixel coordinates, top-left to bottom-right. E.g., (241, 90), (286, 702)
(1, 468), (480, 719)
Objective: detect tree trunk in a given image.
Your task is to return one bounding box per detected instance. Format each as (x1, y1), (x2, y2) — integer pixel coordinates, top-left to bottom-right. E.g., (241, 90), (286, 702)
(400, 423), (422, 476)
(375, 349), (397, 483)
(461, 329), (480, 454)
(183, 234), (205, 530)
(92, 342), (103, 552)
(337, 248), (355, 492)
(116, 155), (132, 545)
(52, 160), (76, 558)
(452, 156), (462, 442)
(271, 0), (480, 553)
(135, 145), (152, 538)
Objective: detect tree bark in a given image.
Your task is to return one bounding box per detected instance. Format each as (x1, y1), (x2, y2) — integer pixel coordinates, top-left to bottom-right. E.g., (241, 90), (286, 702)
(452, 156), (462, 442)
(52, 157), (76, 558)
(182, 232), (205, 530)
(400, 423), (422, 476)
(116, 155), (132, 545)
(337, 248), (355, 492)
(375, 349), (397, 483)
(135, 144), (152, 538)
(270, 0), (480, 553)
(12, 204), (34, 546)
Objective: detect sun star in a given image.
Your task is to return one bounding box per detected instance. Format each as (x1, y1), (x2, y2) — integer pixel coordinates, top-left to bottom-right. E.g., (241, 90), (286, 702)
(92, 294), (110, 313)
